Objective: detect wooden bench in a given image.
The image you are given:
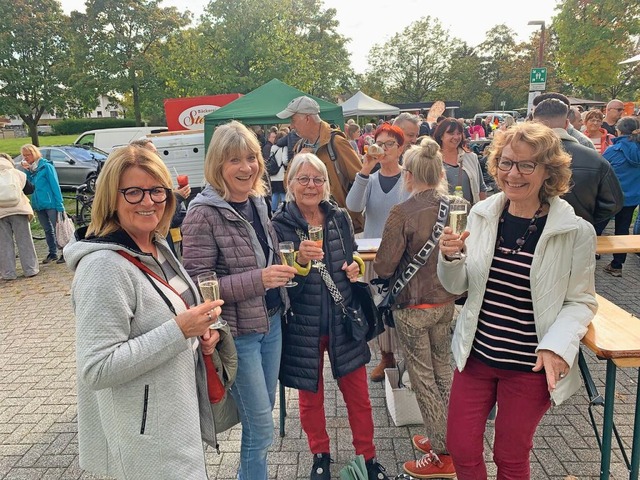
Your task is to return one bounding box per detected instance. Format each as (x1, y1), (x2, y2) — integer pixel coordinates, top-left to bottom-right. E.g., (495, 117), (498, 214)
(581, 294), (640, 480)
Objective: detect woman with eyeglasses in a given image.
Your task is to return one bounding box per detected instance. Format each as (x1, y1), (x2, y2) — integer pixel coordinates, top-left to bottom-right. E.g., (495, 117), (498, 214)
(437, 122), (597, 479)
(65, 146), (227, 478)
(583, 109), (615, 154)
(181, 121), (296, 480)
(434, 118), (488, 205)
(346, 123), (410, 383)
(271, 153), (390, 480)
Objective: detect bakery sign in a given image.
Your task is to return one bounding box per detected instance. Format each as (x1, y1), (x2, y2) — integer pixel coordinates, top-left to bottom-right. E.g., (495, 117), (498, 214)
(164, 94), (242, 131)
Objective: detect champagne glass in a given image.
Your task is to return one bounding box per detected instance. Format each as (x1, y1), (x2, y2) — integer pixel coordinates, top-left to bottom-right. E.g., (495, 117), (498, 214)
(197, 272), (227, 329)
(278, 242), (298, 287)
(308, 225), (324, 268)
(447, 201), (468, 259)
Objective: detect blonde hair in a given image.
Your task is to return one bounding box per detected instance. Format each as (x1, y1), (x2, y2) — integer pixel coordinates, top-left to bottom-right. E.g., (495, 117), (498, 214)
(285, 153), (331, 203)
(87, 146), (176, 238)
(205, 121), (266, 200)
(20, 144), (42, 160)
(487, 122), (571, 203)
(402, 137), (448, 196)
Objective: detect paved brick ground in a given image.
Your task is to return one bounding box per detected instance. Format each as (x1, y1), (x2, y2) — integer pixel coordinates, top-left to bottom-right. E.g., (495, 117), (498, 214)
(1, 231), (639, 479)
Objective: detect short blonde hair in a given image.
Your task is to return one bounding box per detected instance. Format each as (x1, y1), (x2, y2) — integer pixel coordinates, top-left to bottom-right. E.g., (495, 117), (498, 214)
(20, 144), (42, 160)
(487, 122), (571, 203)
(402, 137), (448, 196)
(285, 153), (331, 203)
(205, 121), (266, 200)
(87, 146), (176, 238)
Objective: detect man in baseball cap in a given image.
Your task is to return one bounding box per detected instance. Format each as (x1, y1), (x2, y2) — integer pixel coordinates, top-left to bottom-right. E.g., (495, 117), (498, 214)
(277, 96), (320, 118)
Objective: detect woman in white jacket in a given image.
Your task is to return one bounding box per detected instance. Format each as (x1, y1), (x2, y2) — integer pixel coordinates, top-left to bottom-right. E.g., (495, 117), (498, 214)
(437, 122), (597, 480)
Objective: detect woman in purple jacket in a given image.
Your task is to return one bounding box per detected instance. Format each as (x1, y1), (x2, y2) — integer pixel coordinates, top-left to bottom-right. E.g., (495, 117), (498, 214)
(182, 121), (296, 480)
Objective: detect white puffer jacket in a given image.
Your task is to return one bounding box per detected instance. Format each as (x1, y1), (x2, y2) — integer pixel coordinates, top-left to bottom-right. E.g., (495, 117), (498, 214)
(0, 156), (34, 220)
(437, 193), (598, 405)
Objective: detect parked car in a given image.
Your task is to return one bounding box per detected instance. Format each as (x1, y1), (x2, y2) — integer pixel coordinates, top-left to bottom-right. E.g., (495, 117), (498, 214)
(14, 145), (107, 192)
(75, 126), (168, 153)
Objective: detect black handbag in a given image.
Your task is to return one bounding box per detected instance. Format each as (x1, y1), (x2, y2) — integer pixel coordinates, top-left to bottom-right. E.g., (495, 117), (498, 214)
(265, 151), (281, 176)
(334, 215), (386, 342)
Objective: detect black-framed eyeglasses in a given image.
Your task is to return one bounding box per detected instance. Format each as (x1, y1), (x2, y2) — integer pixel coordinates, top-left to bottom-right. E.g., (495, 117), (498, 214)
(296, 176), (326, 186)
(375, 140), (398, 149)
(496, 158), (538, 175)
(118, 187), (171, 204)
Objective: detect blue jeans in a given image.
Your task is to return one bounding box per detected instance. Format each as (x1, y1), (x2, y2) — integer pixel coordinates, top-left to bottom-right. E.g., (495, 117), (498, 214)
(230, 312), (282, 480)
(271, 192), (286, 213)
(36, 209), (58, 257)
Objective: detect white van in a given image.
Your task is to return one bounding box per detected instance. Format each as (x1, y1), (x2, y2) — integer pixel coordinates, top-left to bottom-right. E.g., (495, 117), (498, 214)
(74, 126), (168, 153)
(144, 130), (206, 189)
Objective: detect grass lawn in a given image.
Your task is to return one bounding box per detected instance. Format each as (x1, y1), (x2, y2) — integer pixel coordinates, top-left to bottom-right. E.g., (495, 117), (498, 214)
(0, 135), (78, 158)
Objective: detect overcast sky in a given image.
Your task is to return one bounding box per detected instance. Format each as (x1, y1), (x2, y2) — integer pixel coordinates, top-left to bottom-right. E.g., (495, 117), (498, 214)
(59, 0), (561, 73)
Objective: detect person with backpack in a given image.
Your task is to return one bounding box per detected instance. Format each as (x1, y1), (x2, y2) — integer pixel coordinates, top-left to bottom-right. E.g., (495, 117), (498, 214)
(277, 96), (364, 233)
(267, 130), (289, 212)
(0, 152), (39, 280)
(20, 144), (65, 264)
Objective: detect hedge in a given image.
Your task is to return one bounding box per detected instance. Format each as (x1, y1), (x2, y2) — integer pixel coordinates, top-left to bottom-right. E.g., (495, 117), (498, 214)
(52, 118), (139, 135)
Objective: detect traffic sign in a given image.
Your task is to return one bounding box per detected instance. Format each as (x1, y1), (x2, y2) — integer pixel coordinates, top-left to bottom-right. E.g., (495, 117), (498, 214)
(530, 68), (547, 91)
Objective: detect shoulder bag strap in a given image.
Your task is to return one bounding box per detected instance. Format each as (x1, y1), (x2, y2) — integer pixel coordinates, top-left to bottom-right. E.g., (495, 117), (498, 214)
(387, 197), (450, 303)
(117, 250), (190, 314)
(295, 228), (346, 309)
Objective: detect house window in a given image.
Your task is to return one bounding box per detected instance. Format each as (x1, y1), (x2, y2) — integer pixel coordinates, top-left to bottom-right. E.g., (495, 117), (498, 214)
(96, 111), (103, 117)
(110, 111), (118, 118)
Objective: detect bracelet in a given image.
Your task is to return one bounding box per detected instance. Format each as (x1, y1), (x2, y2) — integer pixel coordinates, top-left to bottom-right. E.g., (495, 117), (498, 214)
(358, 172), (370, 179)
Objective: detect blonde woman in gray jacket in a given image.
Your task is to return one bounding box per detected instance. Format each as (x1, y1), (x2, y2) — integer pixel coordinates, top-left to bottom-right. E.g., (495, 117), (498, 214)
(66, 147), (226, 479)
(438, 122), (597, 479)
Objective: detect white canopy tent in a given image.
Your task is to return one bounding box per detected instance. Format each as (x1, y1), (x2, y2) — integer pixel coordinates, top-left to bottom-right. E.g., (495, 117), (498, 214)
(340, 91), (400, 119)
(620, 53), (640, 64)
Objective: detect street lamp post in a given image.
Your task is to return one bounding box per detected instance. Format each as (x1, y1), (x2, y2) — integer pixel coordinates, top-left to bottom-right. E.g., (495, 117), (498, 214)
(528, 20), (545, 68)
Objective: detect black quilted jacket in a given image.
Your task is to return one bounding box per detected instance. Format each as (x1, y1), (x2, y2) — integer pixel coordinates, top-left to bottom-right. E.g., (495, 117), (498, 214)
(272, 200), (371, 392)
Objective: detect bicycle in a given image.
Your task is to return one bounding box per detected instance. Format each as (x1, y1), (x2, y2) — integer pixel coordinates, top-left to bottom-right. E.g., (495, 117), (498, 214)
(63, 184), (94, 227)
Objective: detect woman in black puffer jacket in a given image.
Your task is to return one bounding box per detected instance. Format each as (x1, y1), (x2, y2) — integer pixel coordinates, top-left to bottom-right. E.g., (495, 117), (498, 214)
(272, 152), (389, 480)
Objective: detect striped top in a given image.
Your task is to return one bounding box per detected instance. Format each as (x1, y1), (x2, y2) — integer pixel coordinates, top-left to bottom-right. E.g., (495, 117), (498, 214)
(157, 248), (197, 308)
(472, 212), (547, 372)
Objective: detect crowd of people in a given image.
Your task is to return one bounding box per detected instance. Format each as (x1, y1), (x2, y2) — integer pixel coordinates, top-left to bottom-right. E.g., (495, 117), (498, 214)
(4, 92), (639, 480)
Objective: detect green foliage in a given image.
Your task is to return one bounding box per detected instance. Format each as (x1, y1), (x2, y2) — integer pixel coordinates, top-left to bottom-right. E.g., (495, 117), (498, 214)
(366, 17), (463, 103)
(74, 0), (191, 125)
(52, 118), (138, 135)
(554, 0), (640, 98)
(0, 0), (72, 146)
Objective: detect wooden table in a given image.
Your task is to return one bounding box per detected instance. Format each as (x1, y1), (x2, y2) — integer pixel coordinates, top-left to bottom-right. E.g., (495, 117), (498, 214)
(581, 295), (640, 480)
(357, 235), (640, 262)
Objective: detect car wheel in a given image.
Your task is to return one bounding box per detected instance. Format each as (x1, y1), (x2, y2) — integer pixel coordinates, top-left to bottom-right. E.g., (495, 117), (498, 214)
(86, 174), (97, 193)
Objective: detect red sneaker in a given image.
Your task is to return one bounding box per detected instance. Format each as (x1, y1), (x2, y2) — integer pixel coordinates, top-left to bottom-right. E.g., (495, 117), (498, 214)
(412, 435), (432, 454)
(403, 452), (456, 479)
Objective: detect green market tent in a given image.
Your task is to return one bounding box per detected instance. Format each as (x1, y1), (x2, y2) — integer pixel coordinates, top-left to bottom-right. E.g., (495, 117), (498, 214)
(204, 78), (344, 148)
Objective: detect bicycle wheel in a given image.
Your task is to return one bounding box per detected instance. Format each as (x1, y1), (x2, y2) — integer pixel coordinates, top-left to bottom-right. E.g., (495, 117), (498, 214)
(79, 203), (92, 226)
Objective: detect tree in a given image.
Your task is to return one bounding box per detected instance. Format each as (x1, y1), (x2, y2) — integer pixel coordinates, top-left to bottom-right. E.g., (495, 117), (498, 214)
(77, 0), (191, 126)
(554, 0), (640, 99)
(365, 16), (462, 103)
(197, 0), (353, 99)
(0, 0), (72, 145)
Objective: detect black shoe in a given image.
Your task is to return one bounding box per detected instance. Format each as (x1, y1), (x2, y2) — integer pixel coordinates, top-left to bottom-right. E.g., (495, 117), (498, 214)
(366, 457), (390, 480)
(56, 256), (65, 264)
(310, 453), (331, 480)
(42, 254), (58, 264)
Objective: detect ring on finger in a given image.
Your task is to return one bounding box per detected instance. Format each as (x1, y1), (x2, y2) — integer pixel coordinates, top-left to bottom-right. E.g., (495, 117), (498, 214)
(559, 372), (566, 379)
(207, 312), (212, 321)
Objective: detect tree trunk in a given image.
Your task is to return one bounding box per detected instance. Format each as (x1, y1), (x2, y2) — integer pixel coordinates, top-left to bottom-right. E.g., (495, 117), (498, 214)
(130, 66), (142, 126)
(20, 115), (40, 147)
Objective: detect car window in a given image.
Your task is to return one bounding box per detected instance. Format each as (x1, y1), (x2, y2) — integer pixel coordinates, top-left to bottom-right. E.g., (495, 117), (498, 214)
(76, 133), (95, 147)
(48, 149), (70, 163)
(66, 147), (108, 162)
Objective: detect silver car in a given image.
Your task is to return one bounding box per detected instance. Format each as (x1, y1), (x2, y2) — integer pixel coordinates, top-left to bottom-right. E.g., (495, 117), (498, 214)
(14, 145), (107, 192)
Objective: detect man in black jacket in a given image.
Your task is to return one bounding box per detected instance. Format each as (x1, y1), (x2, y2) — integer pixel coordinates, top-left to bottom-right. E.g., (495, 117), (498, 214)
(532, 99), (623, 229)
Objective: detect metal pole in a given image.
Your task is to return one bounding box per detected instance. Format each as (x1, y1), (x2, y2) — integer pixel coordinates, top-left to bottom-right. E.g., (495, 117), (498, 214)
(538, 24), (545, 68)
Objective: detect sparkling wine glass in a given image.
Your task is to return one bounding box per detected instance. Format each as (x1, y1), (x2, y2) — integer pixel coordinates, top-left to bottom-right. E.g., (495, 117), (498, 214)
(197, 272), (227, 329)
(278, 242), (298, 287)
(447, 201), (468, 259)
(308, 225), (324, 268)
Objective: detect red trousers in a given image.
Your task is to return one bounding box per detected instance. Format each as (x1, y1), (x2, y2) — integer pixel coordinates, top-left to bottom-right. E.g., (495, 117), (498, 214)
(298, 335), (376, 460)
(447, 356), (551, 480)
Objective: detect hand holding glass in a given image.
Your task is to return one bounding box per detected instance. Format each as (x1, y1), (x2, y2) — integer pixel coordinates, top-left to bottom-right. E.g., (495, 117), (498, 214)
(447, 202), (468, 259)
(197, 272), (227, 329)
(308, 226), (324, 268)
(278, 242), (298, 287)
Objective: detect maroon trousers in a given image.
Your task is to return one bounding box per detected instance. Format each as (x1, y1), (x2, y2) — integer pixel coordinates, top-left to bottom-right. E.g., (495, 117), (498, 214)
(298, 335), (376, 461)
(447, 355), (551, 480)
